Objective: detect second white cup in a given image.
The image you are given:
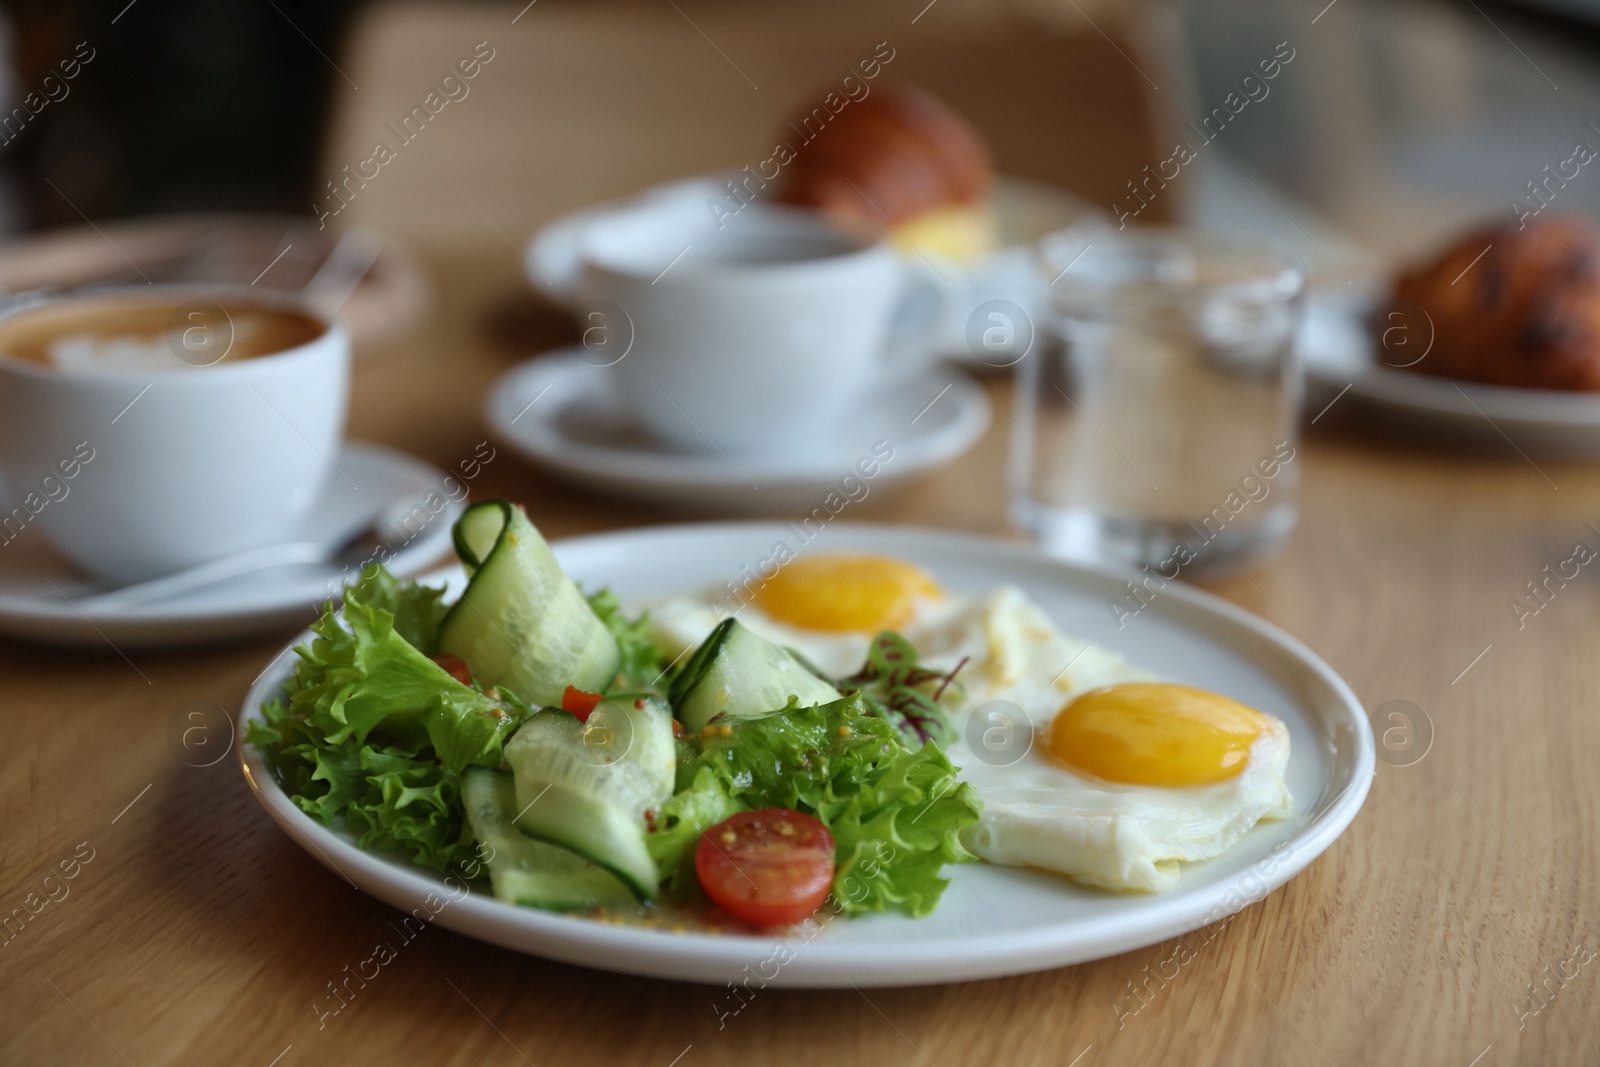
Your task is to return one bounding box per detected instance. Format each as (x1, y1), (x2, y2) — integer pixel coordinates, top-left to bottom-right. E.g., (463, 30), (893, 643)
(576, 203), (942, 455)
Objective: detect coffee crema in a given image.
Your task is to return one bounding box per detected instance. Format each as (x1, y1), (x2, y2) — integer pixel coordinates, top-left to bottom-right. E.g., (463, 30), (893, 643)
(0, 297), (326, 372)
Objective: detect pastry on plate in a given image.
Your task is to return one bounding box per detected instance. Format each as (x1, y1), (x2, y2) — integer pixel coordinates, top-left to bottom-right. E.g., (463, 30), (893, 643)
(773, 85), (997, 261)
(1383, 216), (1600, 391)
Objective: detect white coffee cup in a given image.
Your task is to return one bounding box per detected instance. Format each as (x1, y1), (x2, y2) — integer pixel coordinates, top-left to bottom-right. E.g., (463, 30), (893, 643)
(0, 285), (349, 583)
(576, 203), (943, 454)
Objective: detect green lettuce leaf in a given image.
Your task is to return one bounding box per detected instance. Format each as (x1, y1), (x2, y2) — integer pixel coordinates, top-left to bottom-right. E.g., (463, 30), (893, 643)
(345, 562), (452, 654)
(654, 694), (982, 917)
(246, 567), (520, 873)
(586, 588), (664, 691)
(647, 766), (742, 894)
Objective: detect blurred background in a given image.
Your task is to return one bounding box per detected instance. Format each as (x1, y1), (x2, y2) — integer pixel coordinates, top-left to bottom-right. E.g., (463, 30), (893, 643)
(0, 0), (354, 230)
(0, 0), (1598, 272)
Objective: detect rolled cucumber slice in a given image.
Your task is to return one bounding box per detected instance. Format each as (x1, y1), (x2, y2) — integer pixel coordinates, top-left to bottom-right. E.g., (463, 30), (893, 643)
(461, 767), (635, 912)
(503, 695), (675, 899)
(669, 618), (841, 733)
(437, 501), (618, 706)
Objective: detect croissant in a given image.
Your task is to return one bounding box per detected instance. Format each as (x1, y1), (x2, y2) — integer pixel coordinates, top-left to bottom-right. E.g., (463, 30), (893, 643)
(1383, 216), (1600, 391)
(774, 85), (997, 260)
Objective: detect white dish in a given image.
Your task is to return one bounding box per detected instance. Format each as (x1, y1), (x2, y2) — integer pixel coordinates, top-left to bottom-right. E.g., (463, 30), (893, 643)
(0, 441), (459, 648)
(525, 174), (1101, 365)
(238, 523), (1374, 988)
(1300, 289), (1600, 454)
(483, 348), (991, 512)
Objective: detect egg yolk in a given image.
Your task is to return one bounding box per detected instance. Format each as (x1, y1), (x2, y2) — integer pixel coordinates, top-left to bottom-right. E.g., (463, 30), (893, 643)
(1047, 683), (1267, 787)
(751, 554), (942, 633)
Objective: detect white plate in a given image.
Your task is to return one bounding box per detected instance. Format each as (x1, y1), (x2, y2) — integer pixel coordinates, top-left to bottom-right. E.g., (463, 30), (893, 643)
(237, 523), (1374, 988)
(525, 174), (1100, 365)
(484, 348), (990, 512)
(0, 441), (459, 648)
(1301, 289), (1600, 454)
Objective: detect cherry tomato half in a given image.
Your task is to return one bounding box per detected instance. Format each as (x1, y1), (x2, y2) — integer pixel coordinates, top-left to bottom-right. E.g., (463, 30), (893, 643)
(695, 809), (836, 927)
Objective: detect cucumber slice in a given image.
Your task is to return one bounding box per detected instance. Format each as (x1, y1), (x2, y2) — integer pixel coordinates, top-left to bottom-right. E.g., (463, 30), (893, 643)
(669, 618), (841, 733)
(437, 501), (619, 706)
(666, 615), (733, 707)
(461, 767), (635, 912)
(503, 696), (674, 899)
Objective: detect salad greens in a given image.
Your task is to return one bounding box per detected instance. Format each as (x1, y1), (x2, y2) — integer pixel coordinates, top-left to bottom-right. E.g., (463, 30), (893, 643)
(246, 568), (519, 872)
(651, 694), (981, 916)
(585, 587), (664, 691)
(348, 563), (453, 655)
(249, 502), (982, 923)
(835, 631), (964, 749)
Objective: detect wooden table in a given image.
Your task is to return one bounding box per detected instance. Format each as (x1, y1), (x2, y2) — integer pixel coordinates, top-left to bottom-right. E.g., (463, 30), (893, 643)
(3, 4), (1597, 1065)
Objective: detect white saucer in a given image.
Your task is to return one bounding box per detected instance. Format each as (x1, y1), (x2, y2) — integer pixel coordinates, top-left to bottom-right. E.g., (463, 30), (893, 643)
(485, 348), (991, 511)
(1301, 288), (1600, 455)
(0, 441), (460, 648)
(525, 174), (1100, 367)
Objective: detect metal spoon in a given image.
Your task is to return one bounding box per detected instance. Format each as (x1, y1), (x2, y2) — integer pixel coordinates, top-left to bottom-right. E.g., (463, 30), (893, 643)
(73, 497), (446, 613)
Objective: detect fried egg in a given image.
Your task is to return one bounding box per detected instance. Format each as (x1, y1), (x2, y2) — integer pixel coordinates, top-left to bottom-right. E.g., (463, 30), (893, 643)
(947, 680), (1293, 893)
(647, 554), (947, 677)
(642, 552), (1293, 893)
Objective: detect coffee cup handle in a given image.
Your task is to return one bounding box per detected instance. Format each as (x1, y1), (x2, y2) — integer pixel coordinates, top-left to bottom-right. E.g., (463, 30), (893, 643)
(876, 258), (955, 383)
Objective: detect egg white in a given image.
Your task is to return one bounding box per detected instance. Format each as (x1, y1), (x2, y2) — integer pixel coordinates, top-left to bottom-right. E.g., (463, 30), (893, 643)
(645, 595), (877, 678)
(947, 716), (1293, 893)
(639, 581), (1294, 894)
